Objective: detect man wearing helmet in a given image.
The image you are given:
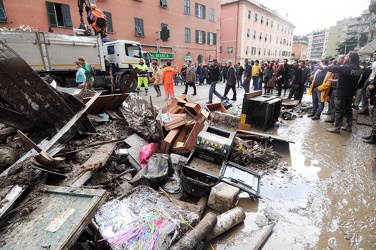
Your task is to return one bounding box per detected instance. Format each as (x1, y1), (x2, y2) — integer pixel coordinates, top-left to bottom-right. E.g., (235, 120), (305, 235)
(88, 4), (107, 37)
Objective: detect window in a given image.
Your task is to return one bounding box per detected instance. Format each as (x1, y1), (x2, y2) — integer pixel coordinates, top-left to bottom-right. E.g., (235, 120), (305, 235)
(103, 11), (113, 33)
(248, 10), (251, 19)
(271, 20), (273, 28)
(184, 0), (190, 14)
(134, 18), (144, 36)
(266, 18), (269, 26)
(247, 28), (250, 37)
(253, 30), (256, 39)
(270, 35), (272, 43)
(268, 49), (270, 55)
(251, 47), (256, 55)
(259, 32), (262, 40)
(46, 2), (72, 27)
(107, 45), (115, 55)
(195, 3), (206, 19)
(246, 46), (249, 55)
(264, 48), (266, 56)
(160, 0), (168, 8)
(196, 30), (206, 44)
(185, 27), (191, 42)
(126, 43), (141, 58)
(265, 33), (267, 41)
(261, 16), (264, 24)
(161, 23), (168, 29)
(258, 48), (261, 55)
(0, 0), (6, 21)
(207, 32), (216, 45)
(209, 8), (215, 21)
(254, 13), (258, 21)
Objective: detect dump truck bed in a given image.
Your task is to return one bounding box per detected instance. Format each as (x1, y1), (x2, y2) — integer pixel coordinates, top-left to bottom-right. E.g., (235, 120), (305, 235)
(0, 31), (105, 72)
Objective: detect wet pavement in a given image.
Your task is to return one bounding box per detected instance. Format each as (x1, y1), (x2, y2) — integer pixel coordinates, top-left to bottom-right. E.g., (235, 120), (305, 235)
(140, 82), (376, 249)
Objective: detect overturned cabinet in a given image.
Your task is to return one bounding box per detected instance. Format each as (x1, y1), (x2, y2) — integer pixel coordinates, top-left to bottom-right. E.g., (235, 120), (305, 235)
(241, 94), (282, 131)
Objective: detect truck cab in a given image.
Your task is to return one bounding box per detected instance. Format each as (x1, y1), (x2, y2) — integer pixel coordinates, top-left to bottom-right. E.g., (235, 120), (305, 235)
(103, 40), (142, 70)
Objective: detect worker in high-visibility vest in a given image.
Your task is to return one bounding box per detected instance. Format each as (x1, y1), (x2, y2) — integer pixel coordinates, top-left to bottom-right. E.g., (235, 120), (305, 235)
(88, 4), (107, 37)
(162, 61), (178, 100)
(136, 58), (149, 95)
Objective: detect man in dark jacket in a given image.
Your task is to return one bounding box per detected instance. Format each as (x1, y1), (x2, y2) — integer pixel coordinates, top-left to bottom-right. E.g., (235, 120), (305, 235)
(283, 59), (291, 96)
(207, 59), (225, 104)
(243, 59), (252, 93)
(325, 51), (362, 133)
(223, 60), (237, 101)
(288, 60), (302, 101)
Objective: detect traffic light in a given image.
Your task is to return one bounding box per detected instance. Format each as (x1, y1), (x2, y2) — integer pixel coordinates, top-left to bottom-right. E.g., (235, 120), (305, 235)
(160, 27), (170, 42)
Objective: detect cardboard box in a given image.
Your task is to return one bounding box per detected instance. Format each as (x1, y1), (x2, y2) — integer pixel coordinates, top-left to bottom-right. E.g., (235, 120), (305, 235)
(184, 102), (201, 117)
(171, 117), (206, 154)
(161, 128), (181, 153)
(164, 114), (186, 131)
(206, 103), (228, 114)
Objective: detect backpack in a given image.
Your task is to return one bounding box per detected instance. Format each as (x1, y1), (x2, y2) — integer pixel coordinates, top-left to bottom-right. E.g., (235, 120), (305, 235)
(90, 66), (96, 76)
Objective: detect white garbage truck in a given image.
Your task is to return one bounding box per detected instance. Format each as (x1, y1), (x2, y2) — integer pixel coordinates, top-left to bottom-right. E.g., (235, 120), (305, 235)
(0, 31), (151, 92)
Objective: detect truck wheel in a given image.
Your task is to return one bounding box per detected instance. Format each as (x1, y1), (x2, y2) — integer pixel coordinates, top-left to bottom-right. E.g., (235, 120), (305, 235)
(119, 74), (137, 93)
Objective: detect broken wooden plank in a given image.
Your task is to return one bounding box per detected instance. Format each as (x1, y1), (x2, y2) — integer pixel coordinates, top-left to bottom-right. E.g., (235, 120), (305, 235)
(252, 223), (276, 250)
(70, 143), (117, 187)
(0, 185), (108, 250)
(83, 93), (129, 114)
(244, 90), (262, 99)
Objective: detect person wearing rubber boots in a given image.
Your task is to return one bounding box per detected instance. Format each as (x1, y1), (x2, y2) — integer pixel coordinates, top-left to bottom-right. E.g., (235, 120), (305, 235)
(136, 58), (149, 95)
(324, 52), (362, 134)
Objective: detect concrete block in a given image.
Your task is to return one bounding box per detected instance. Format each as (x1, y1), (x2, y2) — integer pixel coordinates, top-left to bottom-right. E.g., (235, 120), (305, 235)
(207, 182), (240, 213)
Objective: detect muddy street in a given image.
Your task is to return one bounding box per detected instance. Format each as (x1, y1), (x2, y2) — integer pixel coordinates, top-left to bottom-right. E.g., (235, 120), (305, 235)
(140, 84), (376, 249)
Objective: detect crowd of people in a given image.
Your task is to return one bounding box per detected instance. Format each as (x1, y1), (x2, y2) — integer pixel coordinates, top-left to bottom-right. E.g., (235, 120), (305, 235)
(75, 50), (376, 144)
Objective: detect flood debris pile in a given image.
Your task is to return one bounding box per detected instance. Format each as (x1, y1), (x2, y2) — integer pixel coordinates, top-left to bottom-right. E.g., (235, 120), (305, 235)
(0, 69), (288, 249)
(231, 136), (282, 172)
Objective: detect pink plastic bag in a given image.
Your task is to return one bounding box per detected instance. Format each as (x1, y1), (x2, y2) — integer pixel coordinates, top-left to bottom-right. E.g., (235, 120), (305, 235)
(139, 143), (159, 167)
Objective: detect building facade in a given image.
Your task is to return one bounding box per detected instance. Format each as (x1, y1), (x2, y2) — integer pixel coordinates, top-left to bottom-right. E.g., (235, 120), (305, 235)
(0, 0), (221, 66)
(306, 29), (329, 59)
(220, 0), (295, 64)
(291, 35), (308, 60)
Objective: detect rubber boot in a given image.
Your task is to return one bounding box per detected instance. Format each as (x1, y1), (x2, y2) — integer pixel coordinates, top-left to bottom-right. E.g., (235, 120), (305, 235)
(364, 130), (376, 144)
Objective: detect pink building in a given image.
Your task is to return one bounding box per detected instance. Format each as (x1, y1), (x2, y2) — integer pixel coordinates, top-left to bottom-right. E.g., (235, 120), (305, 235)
(0, 0), (220, 66)
(220, 0), (295, 64)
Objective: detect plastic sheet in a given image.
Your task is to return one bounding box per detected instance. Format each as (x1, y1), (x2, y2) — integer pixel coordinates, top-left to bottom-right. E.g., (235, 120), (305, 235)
(94, 186), (199, 250)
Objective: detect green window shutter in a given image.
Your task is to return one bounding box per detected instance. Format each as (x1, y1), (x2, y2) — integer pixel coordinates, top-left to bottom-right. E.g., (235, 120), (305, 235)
(213, 33), (217, 45)
(195, 3), (198, 17)
(202, 31), (206, 44)
(203, 5), (206, 19)
(196, 30), (199, 43)
(0, 0), (6, 21)
(104, 12), (113, 32)
(46, 2), (57, 27)
(207, 32), (210, 45)
(61, 4), (72, 27)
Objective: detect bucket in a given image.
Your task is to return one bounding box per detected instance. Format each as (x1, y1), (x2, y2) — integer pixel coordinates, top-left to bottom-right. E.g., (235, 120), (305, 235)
(180, 166), (219, 197)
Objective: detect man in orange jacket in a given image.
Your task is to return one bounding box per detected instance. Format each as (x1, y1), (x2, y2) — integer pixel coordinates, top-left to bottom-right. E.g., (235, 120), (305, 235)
(88, 4), (107, 37)
(162, 61), (178, 100)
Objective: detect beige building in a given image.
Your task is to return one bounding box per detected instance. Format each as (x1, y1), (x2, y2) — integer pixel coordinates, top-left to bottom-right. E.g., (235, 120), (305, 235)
(307, 29), (329, 59)
(292, 36), (308, 60)
(220, 0), (295, 63)
(326, 9), (376, 59)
